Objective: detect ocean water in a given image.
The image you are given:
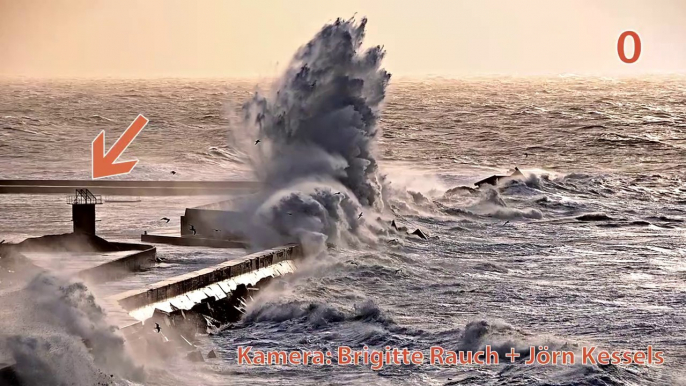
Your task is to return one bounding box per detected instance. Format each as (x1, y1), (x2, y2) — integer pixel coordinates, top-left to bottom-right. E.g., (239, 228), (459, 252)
(1, 75), (686, 385)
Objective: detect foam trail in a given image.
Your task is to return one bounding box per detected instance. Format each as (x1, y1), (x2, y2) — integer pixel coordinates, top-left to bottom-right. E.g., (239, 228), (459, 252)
(238, 17), (391, 251)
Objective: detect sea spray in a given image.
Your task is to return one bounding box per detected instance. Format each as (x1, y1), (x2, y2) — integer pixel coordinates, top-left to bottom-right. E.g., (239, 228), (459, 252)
(1, 272), (144, 385)
(238, 17), (391, 251)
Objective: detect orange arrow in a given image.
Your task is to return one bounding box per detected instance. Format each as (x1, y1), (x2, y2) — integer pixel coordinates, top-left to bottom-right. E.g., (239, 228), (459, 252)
(92, 114), (148, 179)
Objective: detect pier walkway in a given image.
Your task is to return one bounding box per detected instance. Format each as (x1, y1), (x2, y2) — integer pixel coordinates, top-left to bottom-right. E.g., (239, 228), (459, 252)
(0, 180), (260, 196)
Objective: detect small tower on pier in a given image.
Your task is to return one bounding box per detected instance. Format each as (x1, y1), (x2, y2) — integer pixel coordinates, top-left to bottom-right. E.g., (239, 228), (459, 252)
(67, 189), (102, 235)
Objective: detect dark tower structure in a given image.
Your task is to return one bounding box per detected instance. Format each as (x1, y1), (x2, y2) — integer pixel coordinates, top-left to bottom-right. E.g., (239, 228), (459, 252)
(68, 189), (102, 235)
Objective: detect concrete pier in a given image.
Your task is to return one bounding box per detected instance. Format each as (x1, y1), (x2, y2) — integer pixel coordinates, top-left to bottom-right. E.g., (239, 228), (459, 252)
(0, 180), (260, 196)
(141, 234), (247, 248)
(3, 234), (157, 282)
(110, 244), (301, 320)
(77, 242), (157, 282)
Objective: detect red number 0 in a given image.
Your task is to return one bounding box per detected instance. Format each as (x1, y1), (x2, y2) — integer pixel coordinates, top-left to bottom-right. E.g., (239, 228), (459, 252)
(617, 31), (641, 64)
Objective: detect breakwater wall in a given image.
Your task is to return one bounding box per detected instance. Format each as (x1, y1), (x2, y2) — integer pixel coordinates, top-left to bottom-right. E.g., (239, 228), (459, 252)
(111, 244), (301, 317)
(78, 242), (157, 282)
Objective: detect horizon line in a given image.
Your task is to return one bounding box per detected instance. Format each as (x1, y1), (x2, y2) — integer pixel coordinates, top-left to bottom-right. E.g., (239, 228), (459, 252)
(1, 72), (685, 82)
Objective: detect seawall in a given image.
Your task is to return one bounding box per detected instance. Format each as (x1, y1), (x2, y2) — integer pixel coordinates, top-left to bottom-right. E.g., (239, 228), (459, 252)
(78, 242), (157, 282)
(2, 234), (157, 282)
(141, 234), (247, 248)
(111, 244), (301, 314)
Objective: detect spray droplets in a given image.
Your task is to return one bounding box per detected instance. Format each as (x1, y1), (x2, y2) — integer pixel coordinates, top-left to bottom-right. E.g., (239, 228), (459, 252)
(243, 17), (390, 209)
(240, 17), (391, 250)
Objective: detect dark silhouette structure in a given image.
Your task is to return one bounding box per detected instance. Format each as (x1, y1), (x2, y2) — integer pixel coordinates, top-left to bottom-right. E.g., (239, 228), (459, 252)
(68, 189), (102, 235)
(474, 167), (524, 188)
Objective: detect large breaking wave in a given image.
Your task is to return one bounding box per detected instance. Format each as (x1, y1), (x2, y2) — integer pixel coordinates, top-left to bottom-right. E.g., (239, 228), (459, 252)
(238, 17), (391, 253)
(0, 273), (144, 385)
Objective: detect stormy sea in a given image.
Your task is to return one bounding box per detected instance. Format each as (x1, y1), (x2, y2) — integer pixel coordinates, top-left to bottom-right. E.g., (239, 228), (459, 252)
(1, 18), (685, 385)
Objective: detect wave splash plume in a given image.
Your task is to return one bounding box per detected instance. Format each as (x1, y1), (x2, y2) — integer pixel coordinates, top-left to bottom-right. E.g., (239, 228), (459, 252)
(240, 17), (391, 252)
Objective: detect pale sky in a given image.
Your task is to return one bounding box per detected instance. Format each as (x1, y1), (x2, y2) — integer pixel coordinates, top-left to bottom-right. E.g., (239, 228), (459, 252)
(1, 0), (685, 78)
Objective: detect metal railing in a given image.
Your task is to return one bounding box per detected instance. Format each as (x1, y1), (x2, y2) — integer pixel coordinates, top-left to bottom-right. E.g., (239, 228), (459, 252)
(66, 189), (103, 205)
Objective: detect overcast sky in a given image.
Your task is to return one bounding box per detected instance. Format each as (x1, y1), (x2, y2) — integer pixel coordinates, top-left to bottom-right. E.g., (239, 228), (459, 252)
(1, 0), (685, 78)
